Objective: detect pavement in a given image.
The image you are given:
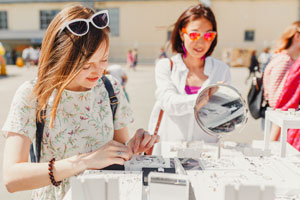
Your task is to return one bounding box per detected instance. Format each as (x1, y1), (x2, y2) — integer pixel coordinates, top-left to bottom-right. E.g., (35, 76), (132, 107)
(0, 64), (263, 200)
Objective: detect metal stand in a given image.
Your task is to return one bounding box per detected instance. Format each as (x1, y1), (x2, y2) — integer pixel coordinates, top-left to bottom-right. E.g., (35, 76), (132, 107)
(217, 138), (222, 159)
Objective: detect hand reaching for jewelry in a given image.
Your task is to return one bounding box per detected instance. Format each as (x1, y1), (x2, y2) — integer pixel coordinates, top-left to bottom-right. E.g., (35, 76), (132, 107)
(84, 140), (132, 170)
(127, 128), (160, 154)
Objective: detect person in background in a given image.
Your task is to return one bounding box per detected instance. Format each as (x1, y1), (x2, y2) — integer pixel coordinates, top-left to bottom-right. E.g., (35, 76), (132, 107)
(258, 47), (271, 73)
(263, 21), (300, 146)
(22, 45), (36, 67)
(106, 64), (130, 102)
(0, 42), (6, 75)
(245, 50), (259, 83)
(126, 49), (133, 70)
(34, 46), (41, 65)
(148, 4), (231, 155)
(132, 48), (138, 71)
(159, 47), (168, 59)
(2, 4), (159, 199)
(12, 49), (17, 65)
(275, 57), (300, 151)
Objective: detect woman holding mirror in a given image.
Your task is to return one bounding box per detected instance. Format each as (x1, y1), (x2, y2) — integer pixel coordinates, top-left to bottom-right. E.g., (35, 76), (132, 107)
(148, 4), (231, 155)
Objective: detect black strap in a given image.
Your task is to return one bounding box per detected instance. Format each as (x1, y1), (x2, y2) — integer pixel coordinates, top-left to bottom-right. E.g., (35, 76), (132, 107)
(102, 76), (119, 120)
(30, 76), (118, 162)
(30, 109), (46, 163)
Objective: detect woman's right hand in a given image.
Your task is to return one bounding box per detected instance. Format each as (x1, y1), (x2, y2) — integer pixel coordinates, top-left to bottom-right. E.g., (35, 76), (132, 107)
(84, 140), (132, 170)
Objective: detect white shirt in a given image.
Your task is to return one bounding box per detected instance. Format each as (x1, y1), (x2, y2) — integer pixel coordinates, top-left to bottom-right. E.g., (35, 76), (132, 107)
(148, 54), (231, 155)
(258, 52), (271, 65)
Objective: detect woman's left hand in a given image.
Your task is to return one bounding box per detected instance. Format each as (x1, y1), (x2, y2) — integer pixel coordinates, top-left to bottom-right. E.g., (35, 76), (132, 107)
(127, 128), (160, 154)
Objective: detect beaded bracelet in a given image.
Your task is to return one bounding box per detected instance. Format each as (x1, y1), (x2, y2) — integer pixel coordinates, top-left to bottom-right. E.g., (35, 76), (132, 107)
(48, 158), (62, 187)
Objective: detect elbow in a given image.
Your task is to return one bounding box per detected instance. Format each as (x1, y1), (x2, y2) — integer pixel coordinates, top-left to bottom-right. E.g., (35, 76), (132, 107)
(4, 180), (16, 193)
(3, 174), (18, 193)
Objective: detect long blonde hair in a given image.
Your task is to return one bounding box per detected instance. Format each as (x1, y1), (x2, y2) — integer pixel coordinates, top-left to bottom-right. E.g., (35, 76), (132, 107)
(276, 21), (300, 52)
(32, 4), (109, 128)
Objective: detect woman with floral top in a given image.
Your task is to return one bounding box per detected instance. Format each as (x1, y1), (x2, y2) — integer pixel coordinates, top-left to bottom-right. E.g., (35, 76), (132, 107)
(2, 4), (159, 200)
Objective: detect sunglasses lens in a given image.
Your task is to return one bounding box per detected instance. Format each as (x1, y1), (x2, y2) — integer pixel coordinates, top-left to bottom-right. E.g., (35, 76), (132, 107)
(189, 32), (200, 41)
(68, 21), (88, 35)
(204, 32), (216, 41)
(92, 13), (108, 28)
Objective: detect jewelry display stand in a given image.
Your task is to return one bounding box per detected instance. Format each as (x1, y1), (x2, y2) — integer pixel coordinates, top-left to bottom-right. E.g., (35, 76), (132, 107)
(264, 109), (300, 157)
(64, 144), (300, 200)
(148, 172), (189, 200)
(66, 171), (142, 200)
(224, 185), (275, 200)
(63, 85), (300, 200)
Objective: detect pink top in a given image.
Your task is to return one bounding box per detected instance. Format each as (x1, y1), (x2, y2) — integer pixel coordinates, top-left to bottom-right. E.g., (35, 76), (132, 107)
(263, 52), (295, 108)
(185, 85), (201, 95)
(275, 57), (300, 151)
(127, 52), (133, 64)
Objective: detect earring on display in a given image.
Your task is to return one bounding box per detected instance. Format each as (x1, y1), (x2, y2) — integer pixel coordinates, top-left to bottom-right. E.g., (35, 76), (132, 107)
(181, 42), (187, 58)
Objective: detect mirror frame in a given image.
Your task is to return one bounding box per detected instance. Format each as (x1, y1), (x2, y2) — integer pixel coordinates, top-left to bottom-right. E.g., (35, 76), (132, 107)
(194, 83), (249, 138)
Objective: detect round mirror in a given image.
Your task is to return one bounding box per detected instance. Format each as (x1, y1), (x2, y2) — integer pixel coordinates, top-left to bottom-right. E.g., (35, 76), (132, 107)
(194, 84), (248, 139)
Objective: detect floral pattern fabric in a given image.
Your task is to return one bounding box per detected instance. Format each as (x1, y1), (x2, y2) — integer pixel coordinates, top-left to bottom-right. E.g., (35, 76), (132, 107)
(2, 75), (134, 200)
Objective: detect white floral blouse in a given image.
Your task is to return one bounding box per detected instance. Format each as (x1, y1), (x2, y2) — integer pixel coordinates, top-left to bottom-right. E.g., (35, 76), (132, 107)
(2, 75), (134, 200)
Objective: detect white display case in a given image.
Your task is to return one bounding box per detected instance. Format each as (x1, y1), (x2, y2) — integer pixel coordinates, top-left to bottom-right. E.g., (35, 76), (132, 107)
(264, 109), (300, 157)
(64, 141), (300, 200)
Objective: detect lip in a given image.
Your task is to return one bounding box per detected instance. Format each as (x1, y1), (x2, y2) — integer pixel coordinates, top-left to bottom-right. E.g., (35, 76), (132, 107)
(86, 77), (99, 82)
(194, 48), (204, 53)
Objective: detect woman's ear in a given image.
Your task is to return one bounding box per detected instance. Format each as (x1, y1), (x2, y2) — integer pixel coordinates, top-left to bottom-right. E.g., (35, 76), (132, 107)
(179, 30), (184, 43)
(294, 31), (300, 42)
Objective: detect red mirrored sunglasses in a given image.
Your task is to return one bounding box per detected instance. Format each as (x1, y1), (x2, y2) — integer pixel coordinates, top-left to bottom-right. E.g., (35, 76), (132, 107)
(182, 28), (217, 42)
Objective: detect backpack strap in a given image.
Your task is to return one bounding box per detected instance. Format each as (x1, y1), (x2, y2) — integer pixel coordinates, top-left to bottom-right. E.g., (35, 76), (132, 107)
(102, 76), (119, 120)
(170, 59), (173, 71)
(147, 58), (173, 155)
(30, 108), (46, 163)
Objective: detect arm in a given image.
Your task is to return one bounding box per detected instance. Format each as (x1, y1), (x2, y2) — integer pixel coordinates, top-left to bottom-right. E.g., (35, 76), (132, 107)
(3, 132), (130, 193)
(121, 74), (128, 84)
(270, 124), (281, 141)
(113, 127), (130, 144)
(155, 58), (198, 116)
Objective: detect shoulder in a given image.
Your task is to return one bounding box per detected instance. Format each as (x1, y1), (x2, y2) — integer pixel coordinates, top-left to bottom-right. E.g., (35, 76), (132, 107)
(155, 57), (172, 68)
(8, 79), (37, 113)
(206, 56), (230, 72)
(155, 54), (181, 73)
(102, 75), (122, 93)
(15, 79), (36, 99)
(265, 53), (292, 72)
(155, 58), (172, 75)
(270, 53), (291, 65)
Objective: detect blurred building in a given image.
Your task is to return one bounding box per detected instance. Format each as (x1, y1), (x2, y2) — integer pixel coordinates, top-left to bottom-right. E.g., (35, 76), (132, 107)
(0, 0), (299, 64)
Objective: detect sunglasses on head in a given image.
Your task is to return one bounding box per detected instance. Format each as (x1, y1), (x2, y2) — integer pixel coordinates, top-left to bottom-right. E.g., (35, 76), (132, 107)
(58, 10), (109, 37)
(182, 28), (217, 42)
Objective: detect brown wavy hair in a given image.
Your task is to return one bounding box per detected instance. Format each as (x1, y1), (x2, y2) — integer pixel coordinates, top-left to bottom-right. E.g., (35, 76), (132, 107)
(170, 4), (217, 57)
(276, 21), (300, 52)
(32, 4), (110, 128)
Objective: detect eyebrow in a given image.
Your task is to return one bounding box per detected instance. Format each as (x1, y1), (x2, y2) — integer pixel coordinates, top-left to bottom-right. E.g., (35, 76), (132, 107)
(190, 28), (213, 32)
